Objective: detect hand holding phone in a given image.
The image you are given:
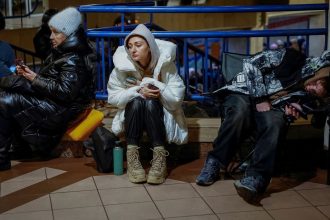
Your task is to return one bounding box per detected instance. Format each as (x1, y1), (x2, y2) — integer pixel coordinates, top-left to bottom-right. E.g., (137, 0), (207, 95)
(15, 58), (27, 71)
(147, 84), (159, 90)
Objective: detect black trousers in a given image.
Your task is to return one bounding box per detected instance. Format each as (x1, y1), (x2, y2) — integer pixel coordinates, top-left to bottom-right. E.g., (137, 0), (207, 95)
(124, 97), (166, 148)
(209, 94), (287, 179)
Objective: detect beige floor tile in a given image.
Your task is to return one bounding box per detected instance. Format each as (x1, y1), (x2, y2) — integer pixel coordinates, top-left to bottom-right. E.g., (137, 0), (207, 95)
(268, 207), (328, 220)
(1, 167), (65, 196)
(261, 190), (311, 210)
(1, 179), (43, 197)
(217, 210), (273, 220)
(99, 186), (151, 205)
(164, 214), (218, 220)
(10, 161), (21, 167)
(298, 188), (330, 206)
(4, 195), (51, 214)
(0, 210), (53, 220)
(293, 182), (329, 190)
(155, 197), (213, 218)
(93, 174), (136, 189)
(146, 183), (199, 201)
(4, 168), (47, 182)
(192, 180), (237, 197)
(317, 205), (330, 218)
(53, 206), (108, 220)
(204, 195), (263, 213)
(45, 167), (66, 179)
(54, 177), (96, 193)
(50, 190), (102, 210)
(105, 202), (162, 220)
(162, 178), (187, 185)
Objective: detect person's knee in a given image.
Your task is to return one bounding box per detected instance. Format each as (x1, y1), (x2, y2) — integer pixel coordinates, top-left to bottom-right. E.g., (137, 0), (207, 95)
(127, 97), (144, 112)
(144, 99), (161, 113)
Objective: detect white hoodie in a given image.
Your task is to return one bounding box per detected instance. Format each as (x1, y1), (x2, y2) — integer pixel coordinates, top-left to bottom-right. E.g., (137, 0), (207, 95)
(107, 24), (188, 145)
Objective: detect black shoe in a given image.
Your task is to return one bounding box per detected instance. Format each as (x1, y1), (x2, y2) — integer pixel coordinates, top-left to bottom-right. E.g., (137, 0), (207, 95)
(234, 175), (269, 204)
(0, 161), (11, 171)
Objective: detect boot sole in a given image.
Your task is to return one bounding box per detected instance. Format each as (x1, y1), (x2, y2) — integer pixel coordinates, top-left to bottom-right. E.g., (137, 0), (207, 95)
(147, 172), (167, 185)
(128, 171), (146, 183)
(234, 181), (259, 204)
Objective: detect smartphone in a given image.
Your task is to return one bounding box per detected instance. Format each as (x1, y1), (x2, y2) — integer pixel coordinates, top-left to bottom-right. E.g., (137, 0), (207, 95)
(147, 84), (159, 90)
(286, 102), (308, 119)
(15, 58), (27, 70)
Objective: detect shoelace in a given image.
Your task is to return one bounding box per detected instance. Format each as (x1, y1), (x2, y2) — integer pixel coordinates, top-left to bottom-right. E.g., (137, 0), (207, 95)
(150, 149), (169, 172)
(127, 148), (143, 170)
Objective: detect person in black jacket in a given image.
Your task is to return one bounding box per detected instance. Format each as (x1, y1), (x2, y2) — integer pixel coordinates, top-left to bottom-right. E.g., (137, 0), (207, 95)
(196, 48), (330, 204)
(33, 8), (58, 60)
(0, 7), (95, 171)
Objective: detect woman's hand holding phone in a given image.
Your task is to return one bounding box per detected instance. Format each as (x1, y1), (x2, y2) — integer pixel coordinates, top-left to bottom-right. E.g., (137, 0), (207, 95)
(15, 58), (37, 81)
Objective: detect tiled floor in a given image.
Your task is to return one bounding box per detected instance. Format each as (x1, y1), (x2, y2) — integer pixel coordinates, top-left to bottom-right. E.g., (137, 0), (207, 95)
(1, 157), (330, 220)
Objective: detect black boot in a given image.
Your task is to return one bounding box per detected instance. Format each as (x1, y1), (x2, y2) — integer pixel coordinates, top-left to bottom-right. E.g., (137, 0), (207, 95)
(0, 137), (12, 171)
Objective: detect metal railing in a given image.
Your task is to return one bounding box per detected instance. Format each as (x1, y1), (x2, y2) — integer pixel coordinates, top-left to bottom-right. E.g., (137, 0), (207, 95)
(79, 4), (329, 101)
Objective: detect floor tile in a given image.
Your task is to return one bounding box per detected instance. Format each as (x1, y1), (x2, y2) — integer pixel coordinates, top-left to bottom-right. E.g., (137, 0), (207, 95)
(162, 178), (187, 185)
(53, 206), (108, 220)
(192, 180), (237, 197)
(217, 210), (273, 220)
(155, 197), (213, 218)
(54, 177), (96, 193)
(298, 188), (330, 206)
(0, 210), (53, 220)
(4, 168), (47, 182)
(293, 182), (329, 190)
(45, 167), (66, 179)
(93, 174), (136, 189)
(146, 183), (199, 201)
(1, 168), (65, 197)
(261, 190), (311, 210)
(203, 195), (263, 213)
(268, 206), (328, 220)
(99, 186), (151, 205)
(4, 195), (51, 214)
(165, 214), (218, 220)
(50, 190), (102, 210)
(1, 179), (44, 197)
(317, 205), (330, 218)
(105, 202), (162, 220)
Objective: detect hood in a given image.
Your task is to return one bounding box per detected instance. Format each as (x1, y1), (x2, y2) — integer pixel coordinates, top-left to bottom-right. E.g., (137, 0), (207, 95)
(124, 24), (160, 72)
(302, 50), (330, 85)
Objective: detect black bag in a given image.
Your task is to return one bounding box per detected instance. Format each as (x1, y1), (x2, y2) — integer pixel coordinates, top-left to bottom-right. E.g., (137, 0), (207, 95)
(88, 126), (118, 173)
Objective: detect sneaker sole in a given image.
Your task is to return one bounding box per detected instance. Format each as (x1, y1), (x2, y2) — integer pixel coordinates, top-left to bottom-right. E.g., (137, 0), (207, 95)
(234, 181), (258, 204)
(195, 175), (219, 186)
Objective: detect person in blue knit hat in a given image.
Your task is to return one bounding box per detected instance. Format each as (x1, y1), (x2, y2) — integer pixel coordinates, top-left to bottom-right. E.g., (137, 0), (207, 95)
(0, 7), (95, 170)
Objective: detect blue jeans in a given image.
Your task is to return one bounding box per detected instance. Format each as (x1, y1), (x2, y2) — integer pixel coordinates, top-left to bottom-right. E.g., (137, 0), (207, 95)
(209, 93), (287, 179)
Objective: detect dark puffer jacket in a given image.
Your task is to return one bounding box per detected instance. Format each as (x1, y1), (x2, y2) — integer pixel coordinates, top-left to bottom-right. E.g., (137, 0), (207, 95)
(0, 27), (94, 151)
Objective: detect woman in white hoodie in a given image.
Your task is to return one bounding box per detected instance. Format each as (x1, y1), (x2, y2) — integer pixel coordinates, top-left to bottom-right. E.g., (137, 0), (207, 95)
(107, 24), (188, 184)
